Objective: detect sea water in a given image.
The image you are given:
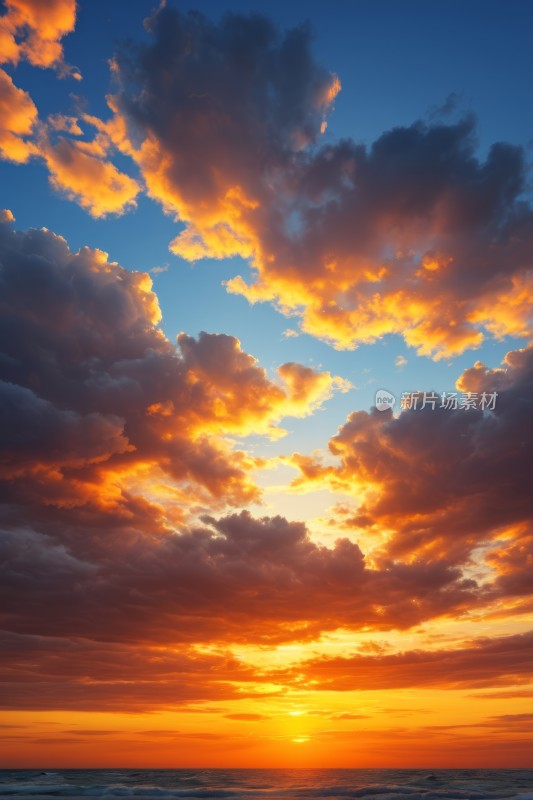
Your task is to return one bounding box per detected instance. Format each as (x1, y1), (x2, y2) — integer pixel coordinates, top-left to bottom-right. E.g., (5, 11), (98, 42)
(0, 769), (532, 800)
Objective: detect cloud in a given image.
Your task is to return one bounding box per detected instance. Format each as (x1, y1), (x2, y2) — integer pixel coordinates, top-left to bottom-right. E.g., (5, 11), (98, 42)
(148, 263), (169, 275)
(3, 624), (532, 711)
(6, 4), (530, 345)
(290, 630), (533, 692)
(0, 0), (138, 217)
(0, 0), (79, 76)
(0, 497), (480, 651)
(223, 123), (533, 360)
(0, 72), (138, 216)
(289, 344), (533, 591)
(0, 379), (131, 471)
(175, 334), (350, 440)
(468, 689), (533, 699)
(104, 6), (339, 255)
(0, 215), (349, 518)
(40, 134), (140, 217)
(47, 114), (83, 135)
(0, 213), (525, 710)
(329, 713), (369, 720)
(0, 68), (38, 162)
(84, 6), (533, 359)
(0, 631), (266, 712)
(1, 3), (531, 722)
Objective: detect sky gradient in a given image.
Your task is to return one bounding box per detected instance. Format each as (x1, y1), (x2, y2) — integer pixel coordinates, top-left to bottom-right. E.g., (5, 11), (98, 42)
(1, 0), (532, 768)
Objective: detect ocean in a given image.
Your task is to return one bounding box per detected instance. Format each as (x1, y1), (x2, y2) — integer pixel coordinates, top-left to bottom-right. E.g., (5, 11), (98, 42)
(0, 770), (532, 800)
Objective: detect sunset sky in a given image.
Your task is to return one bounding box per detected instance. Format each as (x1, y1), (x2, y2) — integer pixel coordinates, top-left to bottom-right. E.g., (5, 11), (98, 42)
(1, 0), (533, 769)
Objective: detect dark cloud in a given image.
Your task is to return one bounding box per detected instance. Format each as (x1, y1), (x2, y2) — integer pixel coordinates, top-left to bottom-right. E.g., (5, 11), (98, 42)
(0, 504), (481, 649)
(113, 4), (337, 206)
(0, 630), (268, 712)
(291, 343), (533, 591)
(1, 2), (532, 767)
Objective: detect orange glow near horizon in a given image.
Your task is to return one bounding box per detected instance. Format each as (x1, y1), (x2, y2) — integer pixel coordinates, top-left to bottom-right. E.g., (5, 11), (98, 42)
(3, 612), (533, 768)
(3, 678), (533, 768)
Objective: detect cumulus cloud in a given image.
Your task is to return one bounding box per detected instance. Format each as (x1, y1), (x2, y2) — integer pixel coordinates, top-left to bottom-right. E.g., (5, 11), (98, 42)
(80, 6), (533, 359)
(175, 334), (350, 440)
(0, 214), (347, 515)
(288, 342), (533, 620)
(105, 6), (339, 254)
(1, 216), (432, 663)
(0, 501), (482, 649)
(7, 3), (532, 336)
(0, 380), (131, 471)
(0, 97), (139, 216)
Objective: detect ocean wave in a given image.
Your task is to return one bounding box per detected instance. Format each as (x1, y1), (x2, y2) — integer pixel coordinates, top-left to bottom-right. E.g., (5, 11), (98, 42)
(0, 771), (531, 800)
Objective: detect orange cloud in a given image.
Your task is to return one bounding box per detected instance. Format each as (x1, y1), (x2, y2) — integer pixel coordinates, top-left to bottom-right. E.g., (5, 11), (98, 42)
(176, 336), (351, 440)
(1, 4), (532, 772)
(0, 0), (138, 220)
(0, 68), (38, 162)
(41, 135), (140, 217)
(1, 207), (488, 649)
(0, 0), (79, 76)
(0, 497), (480, 651)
